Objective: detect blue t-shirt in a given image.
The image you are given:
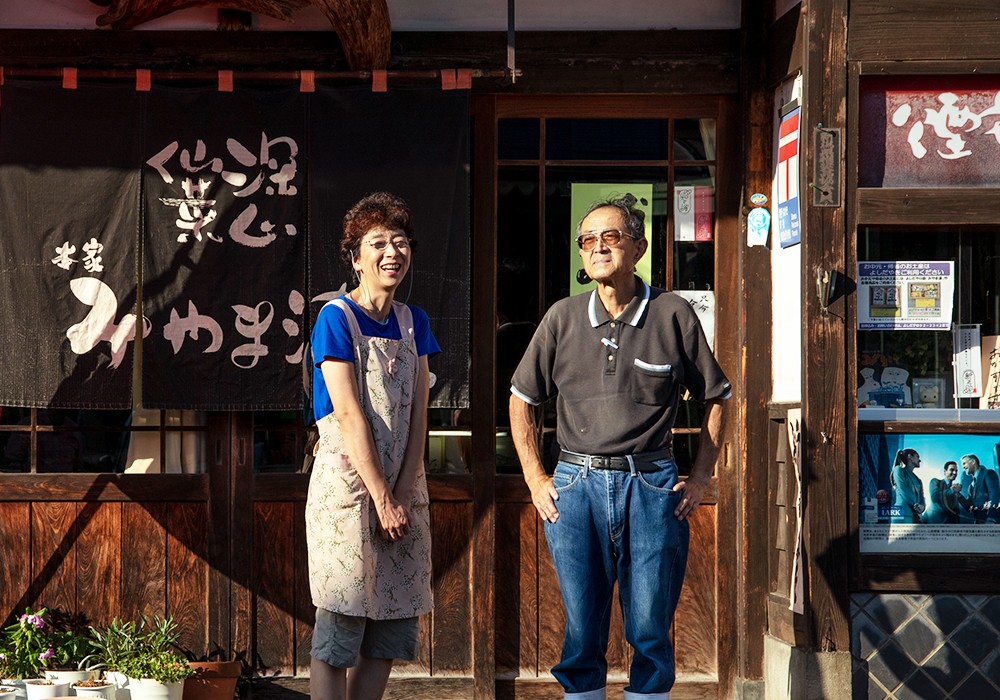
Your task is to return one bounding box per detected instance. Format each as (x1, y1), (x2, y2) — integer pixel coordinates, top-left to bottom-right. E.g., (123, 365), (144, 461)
(311, 296), (441, 421)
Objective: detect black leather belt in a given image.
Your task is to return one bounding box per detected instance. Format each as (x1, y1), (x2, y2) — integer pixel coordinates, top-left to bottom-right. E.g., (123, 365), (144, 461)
(558, 448), (673, 473)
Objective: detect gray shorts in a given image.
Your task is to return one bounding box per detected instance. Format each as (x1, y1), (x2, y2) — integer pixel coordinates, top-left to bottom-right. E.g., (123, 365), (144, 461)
(311, 608), (419, 668)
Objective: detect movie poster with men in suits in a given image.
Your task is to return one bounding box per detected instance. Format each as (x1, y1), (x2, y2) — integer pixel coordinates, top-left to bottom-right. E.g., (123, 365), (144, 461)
(860, 432), (1000, 553)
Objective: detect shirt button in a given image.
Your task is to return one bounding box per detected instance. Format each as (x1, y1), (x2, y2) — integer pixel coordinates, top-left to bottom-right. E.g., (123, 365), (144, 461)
(610, 337), (616, 343)
(610, 322), (616, 328)
(608, 354), (614, 362)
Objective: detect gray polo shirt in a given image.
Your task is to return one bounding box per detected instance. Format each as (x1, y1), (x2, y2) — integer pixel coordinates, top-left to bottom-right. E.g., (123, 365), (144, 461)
(511, 279), (731, 456)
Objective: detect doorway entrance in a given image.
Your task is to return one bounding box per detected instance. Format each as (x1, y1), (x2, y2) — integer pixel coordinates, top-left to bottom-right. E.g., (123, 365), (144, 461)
(473, 94), (742, 697)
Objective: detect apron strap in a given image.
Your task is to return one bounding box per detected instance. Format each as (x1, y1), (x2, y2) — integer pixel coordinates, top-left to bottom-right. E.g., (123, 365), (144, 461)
(391, 301), (415, 347)
(331, 297), (363, 338)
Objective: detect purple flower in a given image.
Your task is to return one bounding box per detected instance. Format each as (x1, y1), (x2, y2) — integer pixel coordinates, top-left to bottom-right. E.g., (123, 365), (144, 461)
(19, 613), (45, 629)
(39, 647), (54, 662)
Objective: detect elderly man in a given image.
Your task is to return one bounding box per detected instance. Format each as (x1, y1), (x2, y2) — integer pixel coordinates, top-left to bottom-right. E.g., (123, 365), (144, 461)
(509, 194), (730, 700)
(958, 454), (1000, 523)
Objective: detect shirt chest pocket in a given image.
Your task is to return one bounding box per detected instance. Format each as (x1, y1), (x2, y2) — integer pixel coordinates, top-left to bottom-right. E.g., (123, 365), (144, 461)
(630, 358), (676, 406)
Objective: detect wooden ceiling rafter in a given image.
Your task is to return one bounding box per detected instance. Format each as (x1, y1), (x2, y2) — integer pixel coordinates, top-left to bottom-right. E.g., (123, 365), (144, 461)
(87, 0), (391, 70)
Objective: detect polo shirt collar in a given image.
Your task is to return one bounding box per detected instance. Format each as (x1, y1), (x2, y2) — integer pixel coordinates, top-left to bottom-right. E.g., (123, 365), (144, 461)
(588, 278), (650, 328)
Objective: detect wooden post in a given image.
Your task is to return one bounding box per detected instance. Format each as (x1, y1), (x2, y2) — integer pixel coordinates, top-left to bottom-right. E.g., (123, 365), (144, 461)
(801, 0), (851, 654)
(736, 0), (775, 690)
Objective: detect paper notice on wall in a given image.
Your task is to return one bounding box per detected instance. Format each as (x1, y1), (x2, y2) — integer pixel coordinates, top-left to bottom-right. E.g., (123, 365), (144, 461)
(674, 185), (714, 242)
(953, 324), (983, 398)
(857, 261), (954, 330)
(673, 290), (715, 350)
(980, 335), (1000, 409)
(786, 408), (804, 615)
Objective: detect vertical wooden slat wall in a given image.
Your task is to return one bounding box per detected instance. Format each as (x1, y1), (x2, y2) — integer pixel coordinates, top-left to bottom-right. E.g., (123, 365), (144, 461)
(1, 500), (212, 645)
(121, 503), (168, 619)
(76, 503), (120, 627)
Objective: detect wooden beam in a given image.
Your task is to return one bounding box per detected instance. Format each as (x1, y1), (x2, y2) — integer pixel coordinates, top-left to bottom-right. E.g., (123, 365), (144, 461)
(0, 29), (739, 94)
(861, 556), (1000, 592)
(800, 0), (851, 653)
(857, 189), (1000, 225)
(849, 0), (1000, 62)
(394, 30), (740, 94)
(0, 474), (207, 500)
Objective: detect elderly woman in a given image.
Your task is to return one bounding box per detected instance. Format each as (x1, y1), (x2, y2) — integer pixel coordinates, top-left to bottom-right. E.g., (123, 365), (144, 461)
(306, 192), (438, 700)
(889, 448), (925, 524)
(923, 461), (961, 524)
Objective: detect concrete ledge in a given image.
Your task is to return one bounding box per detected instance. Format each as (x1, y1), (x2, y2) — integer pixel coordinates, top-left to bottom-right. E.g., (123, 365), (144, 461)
(764, 635), (852, 700)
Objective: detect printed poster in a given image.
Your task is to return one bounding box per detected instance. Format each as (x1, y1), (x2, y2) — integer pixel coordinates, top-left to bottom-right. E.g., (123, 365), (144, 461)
(776, 107), (801, 248)
(859, 432), (1000, 553)
(857, 261), (954, 330)
(674, 185), (714, 242)
(569, 183), (652, 297)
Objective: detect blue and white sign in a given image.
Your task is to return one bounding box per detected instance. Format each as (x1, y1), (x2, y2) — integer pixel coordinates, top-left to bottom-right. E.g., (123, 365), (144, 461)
(747, 207), (770, 247)
(776, 107), (801, 248)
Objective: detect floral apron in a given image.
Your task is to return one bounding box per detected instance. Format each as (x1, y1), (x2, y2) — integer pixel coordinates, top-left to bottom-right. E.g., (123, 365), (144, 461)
(306, 298), (433, 619)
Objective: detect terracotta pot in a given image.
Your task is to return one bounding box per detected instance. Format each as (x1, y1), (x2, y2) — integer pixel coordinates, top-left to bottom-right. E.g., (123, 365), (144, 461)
(181, 662), (240, 700)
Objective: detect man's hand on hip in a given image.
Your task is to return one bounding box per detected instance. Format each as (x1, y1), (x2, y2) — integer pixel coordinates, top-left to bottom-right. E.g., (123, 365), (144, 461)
(527, 474), (560, 523)
(672, 476), (708, 520)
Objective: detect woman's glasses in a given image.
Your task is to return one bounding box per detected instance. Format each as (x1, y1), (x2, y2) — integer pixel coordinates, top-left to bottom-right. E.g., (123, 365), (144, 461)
(575, 228), (636, 252)
(362, 236), (411, 252)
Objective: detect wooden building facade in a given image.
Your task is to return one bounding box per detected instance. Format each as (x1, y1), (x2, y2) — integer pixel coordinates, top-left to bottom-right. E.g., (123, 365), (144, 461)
(4, 1), (1000, 699)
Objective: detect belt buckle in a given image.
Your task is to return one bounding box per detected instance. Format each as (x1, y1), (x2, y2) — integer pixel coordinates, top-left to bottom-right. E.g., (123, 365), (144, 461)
(596, 456), (610, 470)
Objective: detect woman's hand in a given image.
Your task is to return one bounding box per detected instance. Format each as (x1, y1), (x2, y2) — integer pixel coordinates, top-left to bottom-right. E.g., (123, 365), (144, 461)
(374, 494), (411, 541)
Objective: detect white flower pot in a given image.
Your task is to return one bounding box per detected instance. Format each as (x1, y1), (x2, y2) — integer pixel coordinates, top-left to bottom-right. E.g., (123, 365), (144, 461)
(43, 670), (92, 685)
(104, 673), (130, 700)
(71, 682), (117, 699)
(123, 680), (182, 700)
(0, 680), (25, 700)
(21, 680), (69, 699)
(0, 684), (20, 700)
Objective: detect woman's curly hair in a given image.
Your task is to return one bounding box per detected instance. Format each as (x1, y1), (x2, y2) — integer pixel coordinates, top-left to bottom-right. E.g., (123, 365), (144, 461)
(340, 192), (416, 266)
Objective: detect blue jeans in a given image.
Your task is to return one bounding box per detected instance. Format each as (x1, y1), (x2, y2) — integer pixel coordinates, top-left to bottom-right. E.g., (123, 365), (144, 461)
(544, 458), (689, 699)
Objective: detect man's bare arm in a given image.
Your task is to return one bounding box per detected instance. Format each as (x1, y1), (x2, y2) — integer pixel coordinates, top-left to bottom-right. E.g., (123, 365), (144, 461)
(672, 398), (724, 520)
(509, 393), (560, 523)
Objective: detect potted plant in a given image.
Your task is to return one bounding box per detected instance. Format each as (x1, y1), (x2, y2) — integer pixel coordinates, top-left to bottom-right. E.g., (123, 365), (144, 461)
(42, 629), (98, 685)
(21, 679), (68, 700)
(0, 685), (18, 700)
(180, 647), (241, 700)
(116, 652), (193, 700)
(0, 608), (51, 697)
(88, 615), (187, 700)
(72, 675), (117, 699)
(87, 616), (139, 691)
